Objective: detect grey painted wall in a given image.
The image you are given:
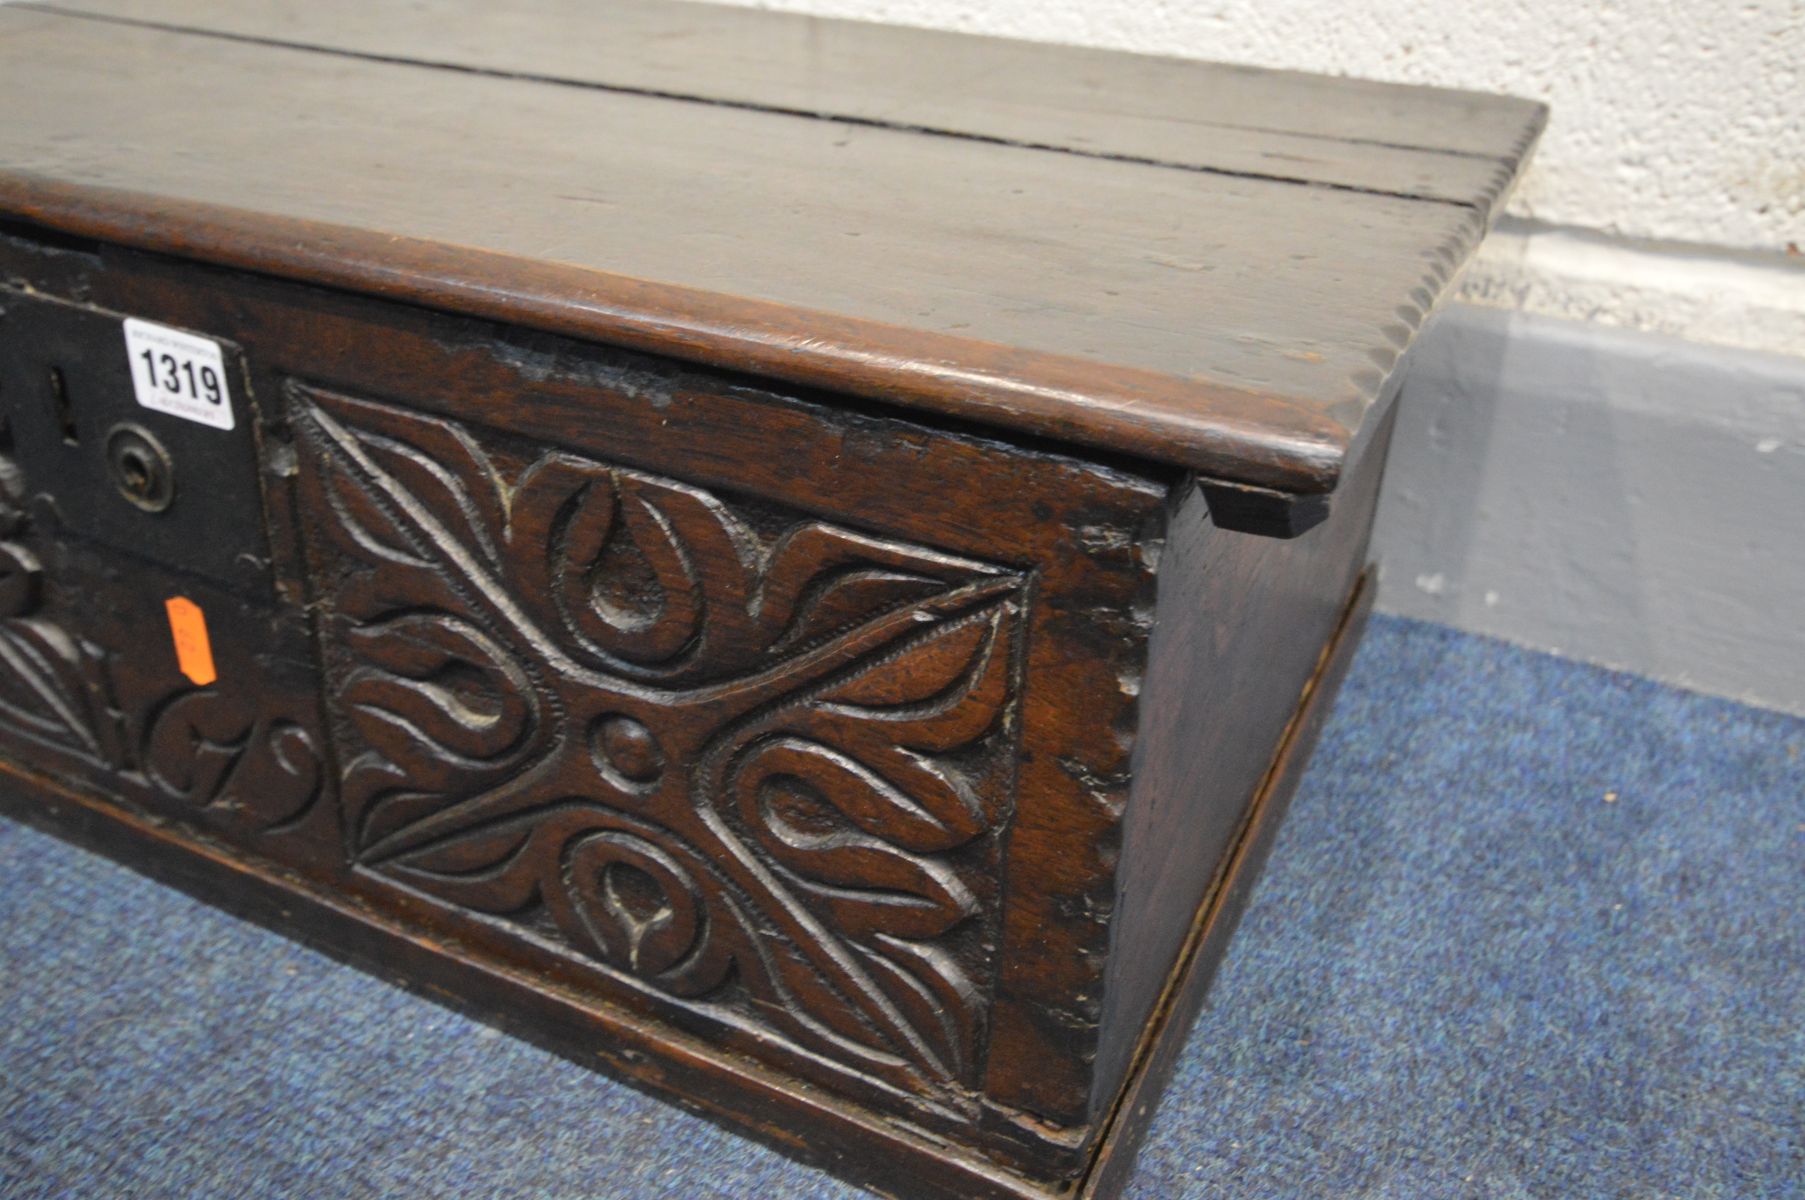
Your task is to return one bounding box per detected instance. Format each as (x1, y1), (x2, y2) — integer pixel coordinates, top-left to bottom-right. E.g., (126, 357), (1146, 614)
(1374, 304), (1805, 716)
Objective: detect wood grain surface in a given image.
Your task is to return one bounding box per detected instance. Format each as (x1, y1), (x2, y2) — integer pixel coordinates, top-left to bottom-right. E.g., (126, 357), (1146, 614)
(0, 229), (1168, 1179)
(0, 1), (1544, 494)
(1096, 404), (1398, 1105)
(24, 0), (1540, 202)
(0, 9), (1540, 1194)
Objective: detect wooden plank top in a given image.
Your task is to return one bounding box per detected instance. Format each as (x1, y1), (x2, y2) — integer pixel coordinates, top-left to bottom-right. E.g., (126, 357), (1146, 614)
(0, 0), (1544, 493)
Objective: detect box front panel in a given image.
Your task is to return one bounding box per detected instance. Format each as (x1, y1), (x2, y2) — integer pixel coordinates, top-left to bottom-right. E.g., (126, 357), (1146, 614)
(0, 287), (328, 866)
(0, 234), (1166, 1176)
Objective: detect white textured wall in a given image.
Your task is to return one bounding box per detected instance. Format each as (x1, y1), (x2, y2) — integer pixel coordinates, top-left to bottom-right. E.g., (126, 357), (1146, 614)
(739, 0), (1804, 254)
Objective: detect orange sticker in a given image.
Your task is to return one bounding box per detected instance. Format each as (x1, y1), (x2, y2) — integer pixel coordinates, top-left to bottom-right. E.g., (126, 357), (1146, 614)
(165, 595), (217, 687)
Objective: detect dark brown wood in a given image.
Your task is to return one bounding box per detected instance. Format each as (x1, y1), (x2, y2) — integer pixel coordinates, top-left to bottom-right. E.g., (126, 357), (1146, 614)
(0, 2), (1543, 498)
(1195, 478), (1334, 539)
(0, 7), (1541, 1196)
(1094, 402), (1398, 1118)
(0, 233), (1165, 1179)
(1080, 568), (1376, 1199)
(0, 557), (1373, 1200)
(25, 0), (1542, 204)
(0, 172), (1349, 496)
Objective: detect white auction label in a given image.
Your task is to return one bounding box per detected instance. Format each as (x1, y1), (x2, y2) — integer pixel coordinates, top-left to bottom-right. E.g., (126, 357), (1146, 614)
(122, 318), (235, 431)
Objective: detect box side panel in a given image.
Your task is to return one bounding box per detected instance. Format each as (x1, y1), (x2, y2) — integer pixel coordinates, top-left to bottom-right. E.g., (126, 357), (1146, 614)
(1094, 403), (1399, 1107)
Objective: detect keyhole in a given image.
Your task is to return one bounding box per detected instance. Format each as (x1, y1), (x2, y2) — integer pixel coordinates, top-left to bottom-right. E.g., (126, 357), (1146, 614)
(104, 424), (176, 513)
(47, 366), (77, 445)
(120, 448), (151, 496)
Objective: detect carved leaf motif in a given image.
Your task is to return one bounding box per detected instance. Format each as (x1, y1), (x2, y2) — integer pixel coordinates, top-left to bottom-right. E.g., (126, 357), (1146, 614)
(294, 396), (552, 854)
(289, 383), (1024, 1099)
(357, 420), (508, 570)
(0, 619), (112, 760)
(756, 524), (964, 653)
(341, 612), (541, 852)
(715, 602), (1017, 1079)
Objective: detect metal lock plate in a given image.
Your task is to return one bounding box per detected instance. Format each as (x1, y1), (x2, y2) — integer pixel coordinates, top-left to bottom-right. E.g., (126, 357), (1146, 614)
(0, 288), (270, 595)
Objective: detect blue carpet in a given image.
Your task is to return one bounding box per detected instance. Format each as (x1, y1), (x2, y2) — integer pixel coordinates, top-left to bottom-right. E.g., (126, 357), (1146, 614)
(2, 615), (1801, 1199)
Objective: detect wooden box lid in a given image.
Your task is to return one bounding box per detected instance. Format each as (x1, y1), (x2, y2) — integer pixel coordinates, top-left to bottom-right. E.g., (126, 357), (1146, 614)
(0, 0), (1544, 506)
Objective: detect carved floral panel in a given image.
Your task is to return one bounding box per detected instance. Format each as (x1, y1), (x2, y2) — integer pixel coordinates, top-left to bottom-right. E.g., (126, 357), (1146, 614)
(288, 383), (1028, 1101)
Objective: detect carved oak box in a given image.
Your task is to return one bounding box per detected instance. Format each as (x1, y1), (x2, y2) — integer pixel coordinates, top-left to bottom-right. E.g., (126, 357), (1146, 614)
(0, 2), (1543, 1196)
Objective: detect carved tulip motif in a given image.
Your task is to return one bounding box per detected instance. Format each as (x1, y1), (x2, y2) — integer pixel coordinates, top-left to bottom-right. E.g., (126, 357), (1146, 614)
(291, 383), (1026, 1097)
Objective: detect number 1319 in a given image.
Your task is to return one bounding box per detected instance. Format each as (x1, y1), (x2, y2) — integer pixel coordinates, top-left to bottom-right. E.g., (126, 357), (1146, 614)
(138, 348), (223, 406)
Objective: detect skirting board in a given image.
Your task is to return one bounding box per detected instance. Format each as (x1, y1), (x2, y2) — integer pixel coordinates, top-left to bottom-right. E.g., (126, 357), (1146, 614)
(1375, 303), (1805, 717)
